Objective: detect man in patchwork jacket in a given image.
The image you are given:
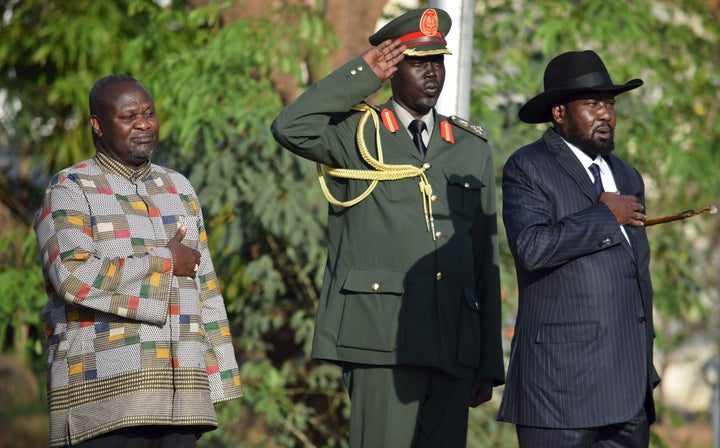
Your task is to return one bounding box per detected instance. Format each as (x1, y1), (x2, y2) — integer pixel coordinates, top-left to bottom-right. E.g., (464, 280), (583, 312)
(34, 74), (242, 448)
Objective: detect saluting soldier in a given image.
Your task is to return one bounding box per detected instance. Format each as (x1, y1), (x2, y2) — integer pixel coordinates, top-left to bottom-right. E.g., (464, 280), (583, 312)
(271, 8), (504, 447)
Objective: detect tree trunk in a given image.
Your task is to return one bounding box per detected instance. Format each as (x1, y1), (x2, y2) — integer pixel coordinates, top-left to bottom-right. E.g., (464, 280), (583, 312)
(187, 0), (388, 104)
(324, 0), (386, 72)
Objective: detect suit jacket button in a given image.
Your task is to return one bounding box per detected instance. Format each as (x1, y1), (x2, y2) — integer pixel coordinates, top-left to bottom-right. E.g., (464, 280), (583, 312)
(599, 238), (611, 247)
(371, 283), (380, 291)
(638, 316), (646, 323)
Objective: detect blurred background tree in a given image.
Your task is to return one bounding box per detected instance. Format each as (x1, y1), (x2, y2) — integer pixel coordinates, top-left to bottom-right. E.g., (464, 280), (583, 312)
(0, 0), (718, 447)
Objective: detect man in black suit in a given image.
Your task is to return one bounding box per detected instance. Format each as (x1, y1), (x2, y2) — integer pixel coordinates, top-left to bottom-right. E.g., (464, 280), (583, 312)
(497, 50), (660, 447)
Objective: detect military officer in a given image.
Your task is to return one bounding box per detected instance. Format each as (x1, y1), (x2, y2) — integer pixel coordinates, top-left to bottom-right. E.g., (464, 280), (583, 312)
(271, 8), (504, 448)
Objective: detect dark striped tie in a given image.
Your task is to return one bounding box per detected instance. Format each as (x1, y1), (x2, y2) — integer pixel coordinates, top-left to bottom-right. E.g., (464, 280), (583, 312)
(589, 163), (604, 195)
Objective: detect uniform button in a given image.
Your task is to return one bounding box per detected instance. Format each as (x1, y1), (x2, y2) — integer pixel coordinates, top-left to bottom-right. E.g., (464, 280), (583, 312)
(435, 231), (443, 239)
(638, 316), (646, 323)
(357, 66), (363, 71)
(371, 283), (380, 291)
(464, 182), (470, 188)
(474, 301), (480, 310)
(430, 194), (438, 203)
(435, 272), (442, 280)
(350, 69), (357, 75)
(423, 162), (431, 169)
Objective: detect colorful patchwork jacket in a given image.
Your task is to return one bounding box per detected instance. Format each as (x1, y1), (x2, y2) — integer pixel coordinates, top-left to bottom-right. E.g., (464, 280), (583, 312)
(33, 153), (243, 447)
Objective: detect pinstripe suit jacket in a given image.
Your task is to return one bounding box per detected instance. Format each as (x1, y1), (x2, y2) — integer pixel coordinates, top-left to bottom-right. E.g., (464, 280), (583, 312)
(497, 128), (659, 428)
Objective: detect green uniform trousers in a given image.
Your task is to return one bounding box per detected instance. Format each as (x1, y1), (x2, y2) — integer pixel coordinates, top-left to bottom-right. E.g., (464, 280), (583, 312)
(342, 364), (472, 448)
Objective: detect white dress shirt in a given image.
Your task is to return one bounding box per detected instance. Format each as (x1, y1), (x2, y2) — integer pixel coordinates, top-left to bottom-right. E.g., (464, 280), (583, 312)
(563, 138), (630, 244)
(392, 98), (433, 148)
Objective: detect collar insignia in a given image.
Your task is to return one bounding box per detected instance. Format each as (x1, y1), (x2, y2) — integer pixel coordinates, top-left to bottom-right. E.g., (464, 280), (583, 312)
(381, 108), (400, 133)
(440, 120), (454, 143)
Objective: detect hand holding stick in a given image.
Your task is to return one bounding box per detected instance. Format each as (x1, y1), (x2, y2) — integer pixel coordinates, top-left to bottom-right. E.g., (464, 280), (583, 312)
(644, 205), (718, 227)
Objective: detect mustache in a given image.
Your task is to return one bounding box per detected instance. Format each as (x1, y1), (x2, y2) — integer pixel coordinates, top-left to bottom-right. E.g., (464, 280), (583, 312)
(130, 133), (157, 145)
(593, 124), (613, 133)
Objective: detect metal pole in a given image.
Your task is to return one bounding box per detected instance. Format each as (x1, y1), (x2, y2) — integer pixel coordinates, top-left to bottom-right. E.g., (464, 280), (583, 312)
(713, 382), (720, 448)
(703, 357), (720, 448)
(429, 0), (475, 118)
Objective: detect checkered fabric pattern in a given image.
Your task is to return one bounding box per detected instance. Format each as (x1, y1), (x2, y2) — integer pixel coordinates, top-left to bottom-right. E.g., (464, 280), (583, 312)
(34, 154), (243, 447)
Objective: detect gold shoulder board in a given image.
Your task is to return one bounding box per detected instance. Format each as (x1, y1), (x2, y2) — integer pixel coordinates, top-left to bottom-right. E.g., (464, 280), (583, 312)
(448, 115), (489, 141)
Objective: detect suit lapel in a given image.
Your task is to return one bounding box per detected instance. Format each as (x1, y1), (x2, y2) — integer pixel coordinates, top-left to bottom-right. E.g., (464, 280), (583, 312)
(605, 156), (640, 259)
(605, 155), (633, 195)
(543, 130), (637, 260)
(542, 130), (598, 202)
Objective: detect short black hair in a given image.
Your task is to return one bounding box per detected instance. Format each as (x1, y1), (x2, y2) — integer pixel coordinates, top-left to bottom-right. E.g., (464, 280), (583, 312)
(88, 74), (137, 116)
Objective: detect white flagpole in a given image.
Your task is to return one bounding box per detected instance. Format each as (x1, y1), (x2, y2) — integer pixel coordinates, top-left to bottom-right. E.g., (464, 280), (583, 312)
(429, 0), (475, 119)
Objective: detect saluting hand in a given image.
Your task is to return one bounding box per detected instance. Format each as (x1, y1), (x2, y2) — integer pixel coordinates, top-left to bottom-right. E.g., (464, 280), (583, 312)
(600, 192), (646, 226)
(166, 224), (202, 278)
(362, 38), (407, 82)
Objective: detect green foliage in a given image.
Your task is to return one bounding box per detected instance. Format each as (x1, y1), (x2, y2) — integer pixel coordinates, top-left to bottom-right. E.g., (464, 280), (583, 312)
(0, 228), (46, 360)
(0, 0), (219, 174)
(467, 401), (516, 447)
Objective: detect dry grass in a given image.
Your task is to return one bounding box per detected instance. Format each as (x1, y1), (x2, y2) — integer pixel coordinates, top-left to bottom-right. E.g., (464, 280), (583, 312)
(655, 420), (714, 448)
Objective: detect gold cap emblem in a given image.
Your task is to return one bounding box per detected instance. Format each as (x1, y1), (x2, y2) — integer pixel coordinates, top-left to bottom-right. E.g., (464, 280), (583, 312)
(419, 9), (439, 36)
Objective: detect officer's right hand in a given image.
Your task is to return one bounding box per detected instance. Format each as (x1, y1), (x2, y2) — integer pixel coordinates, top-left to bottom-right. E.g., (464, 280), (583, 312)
(166, 224), (201, 278)
(362, 38), (407, 82)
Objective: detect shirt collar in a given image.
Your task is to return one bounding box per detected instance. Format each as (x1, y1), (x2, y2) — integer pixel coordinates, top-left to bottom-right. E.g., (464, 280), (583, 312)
(391, 98), (434, 135)
(94, 151), (152, 181)
(561, 137), (609, 174)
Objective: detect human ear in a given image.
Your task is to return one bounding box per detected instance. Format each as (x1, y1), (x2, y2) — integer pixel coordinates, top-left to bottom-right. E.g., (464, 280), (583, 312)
(551, 104), (565, 125)
(90, 116), (102, 137)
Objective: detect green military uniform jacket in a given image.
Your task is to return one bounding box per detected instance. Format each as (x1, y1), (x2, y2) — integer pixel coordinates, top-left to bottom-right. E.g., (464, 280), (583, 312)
(271, 56), (504, 383)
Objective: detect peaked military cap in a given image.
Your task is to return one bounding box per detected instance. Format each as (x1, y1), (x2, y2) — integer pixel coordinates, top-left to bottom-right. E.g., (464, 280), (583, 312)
(369, 8), (452, 57)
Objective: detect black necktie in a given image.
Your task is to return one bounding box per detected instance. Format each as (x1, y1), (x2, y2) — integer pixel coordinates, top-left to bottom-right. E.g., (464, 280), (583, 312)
(408, 119), (427, 158)
(589, 163), (604, 195)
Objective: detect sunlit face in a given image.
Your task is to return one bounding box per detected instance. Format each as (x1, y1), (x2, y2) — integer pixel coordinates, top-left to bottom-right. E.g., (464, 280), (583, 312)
(90, 80), (159, 168)
(554, 93), (617, 157)
(390, 55), (446, 119)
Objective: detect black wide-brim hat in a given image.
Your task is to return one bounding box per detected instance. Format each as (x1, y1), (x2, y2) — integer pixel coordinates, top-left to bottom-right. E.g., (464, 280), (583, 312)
(369, 8), (452, 57)
(518, 50), (643, 124)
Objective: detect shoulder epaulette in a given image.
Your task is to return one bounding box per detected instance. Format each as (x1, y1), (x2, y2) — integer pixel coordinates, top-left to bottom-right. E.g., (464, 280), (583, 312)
(448, 115), (489, 141)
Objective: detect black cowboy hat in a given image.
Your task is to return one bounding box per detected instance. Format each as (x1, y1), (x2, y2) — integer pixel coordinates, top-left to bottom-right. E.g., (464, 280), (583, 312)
(518, 50), (643, 124)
